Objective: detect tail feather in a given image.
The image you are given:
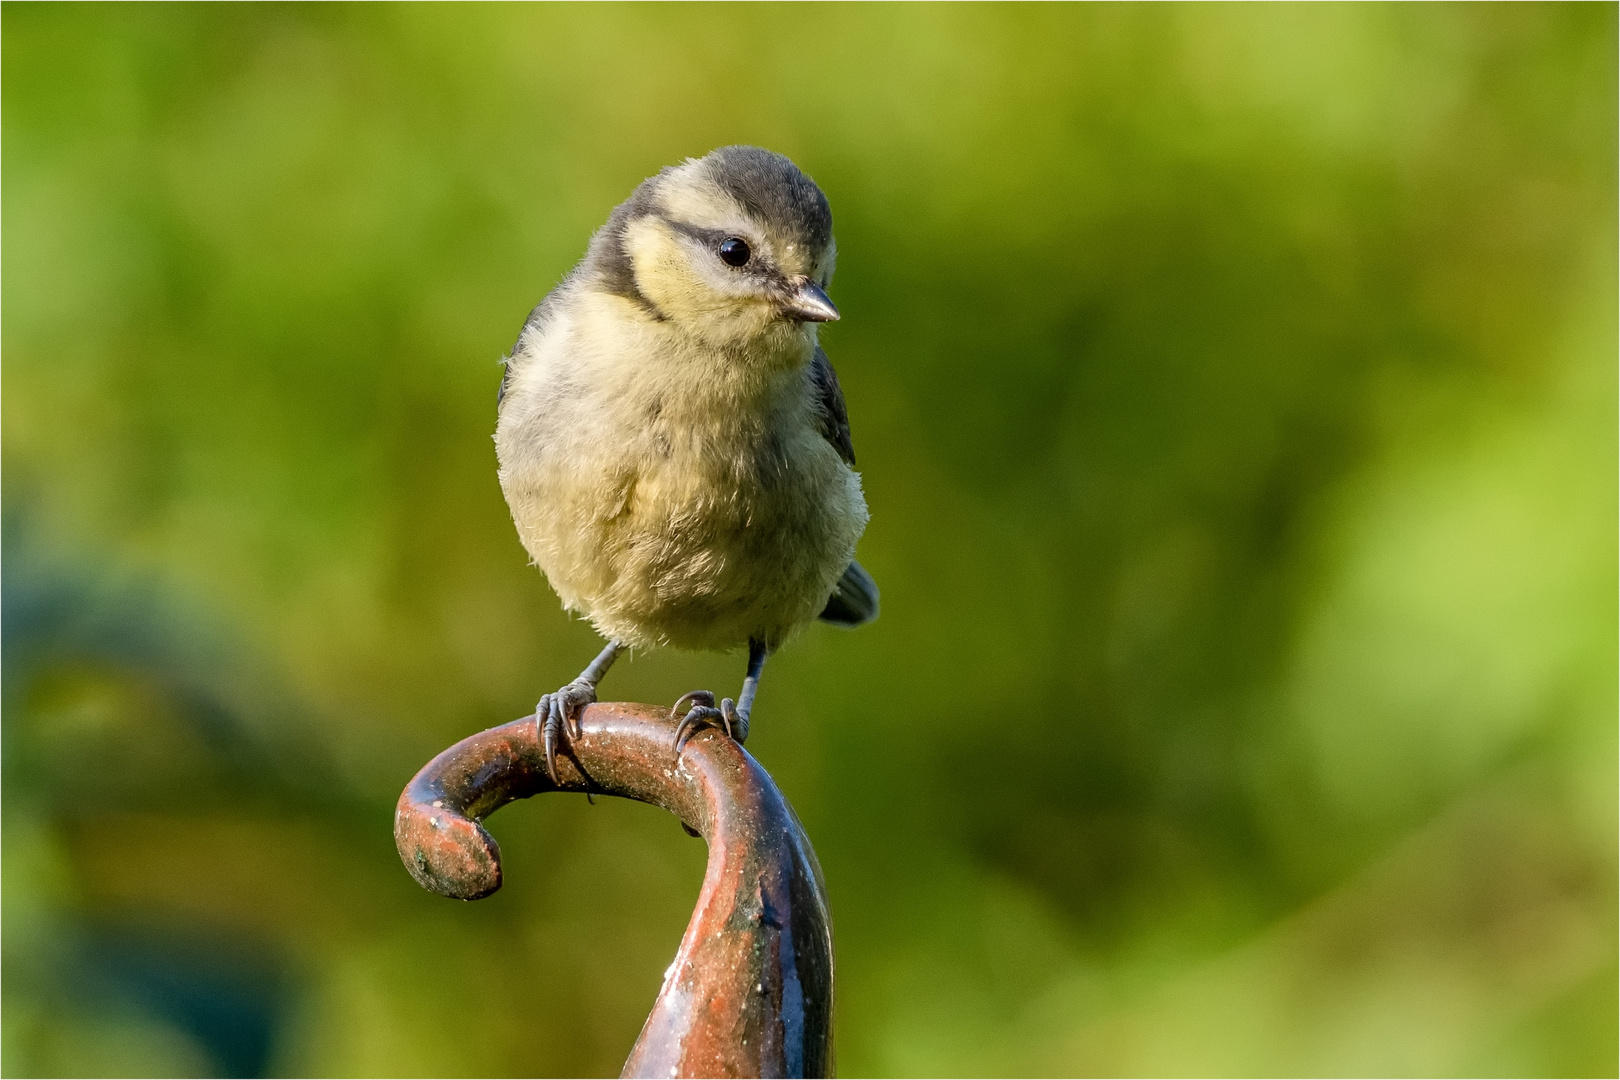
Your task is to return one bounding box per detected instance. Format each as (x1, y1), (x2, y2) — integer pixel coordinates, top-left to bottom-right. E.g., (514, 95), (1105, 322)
(818, 561), (879, 628)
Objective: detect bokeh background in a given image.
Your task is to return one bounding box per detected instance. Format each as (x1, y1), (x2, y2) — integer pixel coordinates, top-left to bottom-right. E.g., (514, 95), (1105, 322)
(4, 4), (1615, 1076)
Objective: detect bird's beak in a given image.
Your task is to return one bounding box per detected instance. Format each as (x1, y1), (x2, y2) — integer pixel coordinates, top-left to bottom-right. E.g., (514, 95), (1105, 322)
(782, 278), (840, 322)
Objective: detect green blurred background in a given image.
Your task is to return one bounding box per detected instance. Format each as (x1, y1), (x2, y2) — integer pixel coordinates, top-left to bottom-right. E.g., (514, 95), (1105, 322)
(3, 3), (1615, 1076)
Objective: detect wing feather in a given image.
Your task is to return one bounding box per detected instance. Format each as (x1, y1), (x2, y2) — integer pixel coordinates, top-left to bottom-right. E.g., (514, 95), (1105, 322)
(808, 346), (856, 467)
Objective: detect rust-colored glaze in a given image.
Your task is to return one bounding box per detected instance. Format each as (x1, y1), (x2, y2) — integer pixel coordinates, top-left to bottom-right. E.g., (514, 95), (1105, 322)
(395, 703), (834, 1079)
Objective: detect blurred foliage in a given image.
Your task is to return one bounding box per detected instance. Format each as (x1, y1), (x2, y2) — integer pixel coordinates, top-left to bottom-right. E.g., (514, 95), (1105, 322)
(3, 3), (1615, 1076)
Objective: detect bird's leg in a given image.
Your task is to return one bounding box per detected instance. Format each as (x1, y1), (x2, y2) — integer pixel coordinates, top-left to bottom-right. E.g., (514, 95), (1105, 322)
(538, 639), (624, 782)
(673, 639), (768, 753)
(725, 638), (767, 745)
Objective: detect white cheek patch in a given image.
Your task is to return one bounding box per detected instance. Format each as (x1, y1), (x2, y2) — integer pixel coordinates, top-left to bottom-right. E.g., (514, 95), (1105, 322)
(624, 216), (774, 343)
(624, 216), (707, 313)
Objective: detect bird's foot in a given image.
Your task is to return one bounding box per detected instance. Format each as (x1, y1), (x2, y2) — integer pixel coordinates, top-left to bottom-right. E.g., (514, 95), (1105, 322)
(671, 690), (749, 753)
(537, 679), (597, 783)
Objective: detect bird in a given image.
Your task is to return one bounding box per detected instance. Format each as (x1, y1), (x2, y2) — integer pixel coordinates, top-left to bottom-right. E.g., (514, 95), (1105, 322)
(495, 146), (878, 781)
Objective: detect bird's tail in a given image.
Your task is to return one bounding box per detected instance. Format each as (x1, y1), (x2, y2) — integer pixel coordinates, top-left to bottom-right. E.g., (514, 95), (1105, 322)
(817, 560), (880, 628)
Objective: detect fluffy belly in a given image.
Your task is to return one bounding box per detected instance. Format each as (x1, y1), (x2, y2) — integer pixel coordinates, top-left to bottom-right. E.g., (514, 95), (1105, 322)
(506, 437), (867, 651)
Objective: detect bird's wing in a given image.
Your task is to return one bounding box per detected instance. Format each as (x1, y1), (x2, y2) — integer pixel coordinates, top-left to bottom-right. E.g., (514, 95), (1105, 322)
(819, 560), (879, 627)
(809, 345), (856, 467)
(497, 355), (517, 406)
(497, 362), (515, 406)
(809, 348), (875, 626)
(498, 287), (569, 408)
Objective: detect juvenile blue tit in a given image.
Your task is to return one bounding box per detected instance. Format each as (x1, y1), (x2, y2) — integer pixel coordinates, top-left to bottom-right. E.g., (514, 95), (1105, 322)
(495, 146), (878, 779)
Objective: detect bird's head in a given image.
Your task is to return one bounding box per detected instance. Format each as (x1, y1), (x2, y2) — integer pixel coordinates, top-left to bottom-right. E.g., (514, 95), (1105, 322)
(599, 146), (838, 351)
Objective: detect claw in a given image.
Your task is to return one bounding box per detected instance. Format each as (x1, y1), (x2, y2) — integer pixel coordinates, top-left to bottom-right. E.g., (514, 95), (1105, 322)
(538, 694), (561, 783)
(533, 679), (602, 784)
(555, 692), (571, 748)
(674, 705), (723, 753)
(671, 689), (716, 720)
(560, 681), (590, 740)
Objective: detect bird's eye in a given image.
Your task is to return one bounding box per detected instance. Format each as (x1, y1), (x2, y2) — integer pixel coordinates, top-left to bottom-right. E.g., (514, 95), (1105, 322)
(718, 237), (751, 267)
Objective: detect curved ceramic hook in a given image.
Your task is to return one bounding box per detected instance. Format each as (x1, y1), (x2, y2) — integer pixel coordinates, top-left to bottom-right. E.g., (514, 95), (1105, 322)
(394, 703), (833, 1079)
